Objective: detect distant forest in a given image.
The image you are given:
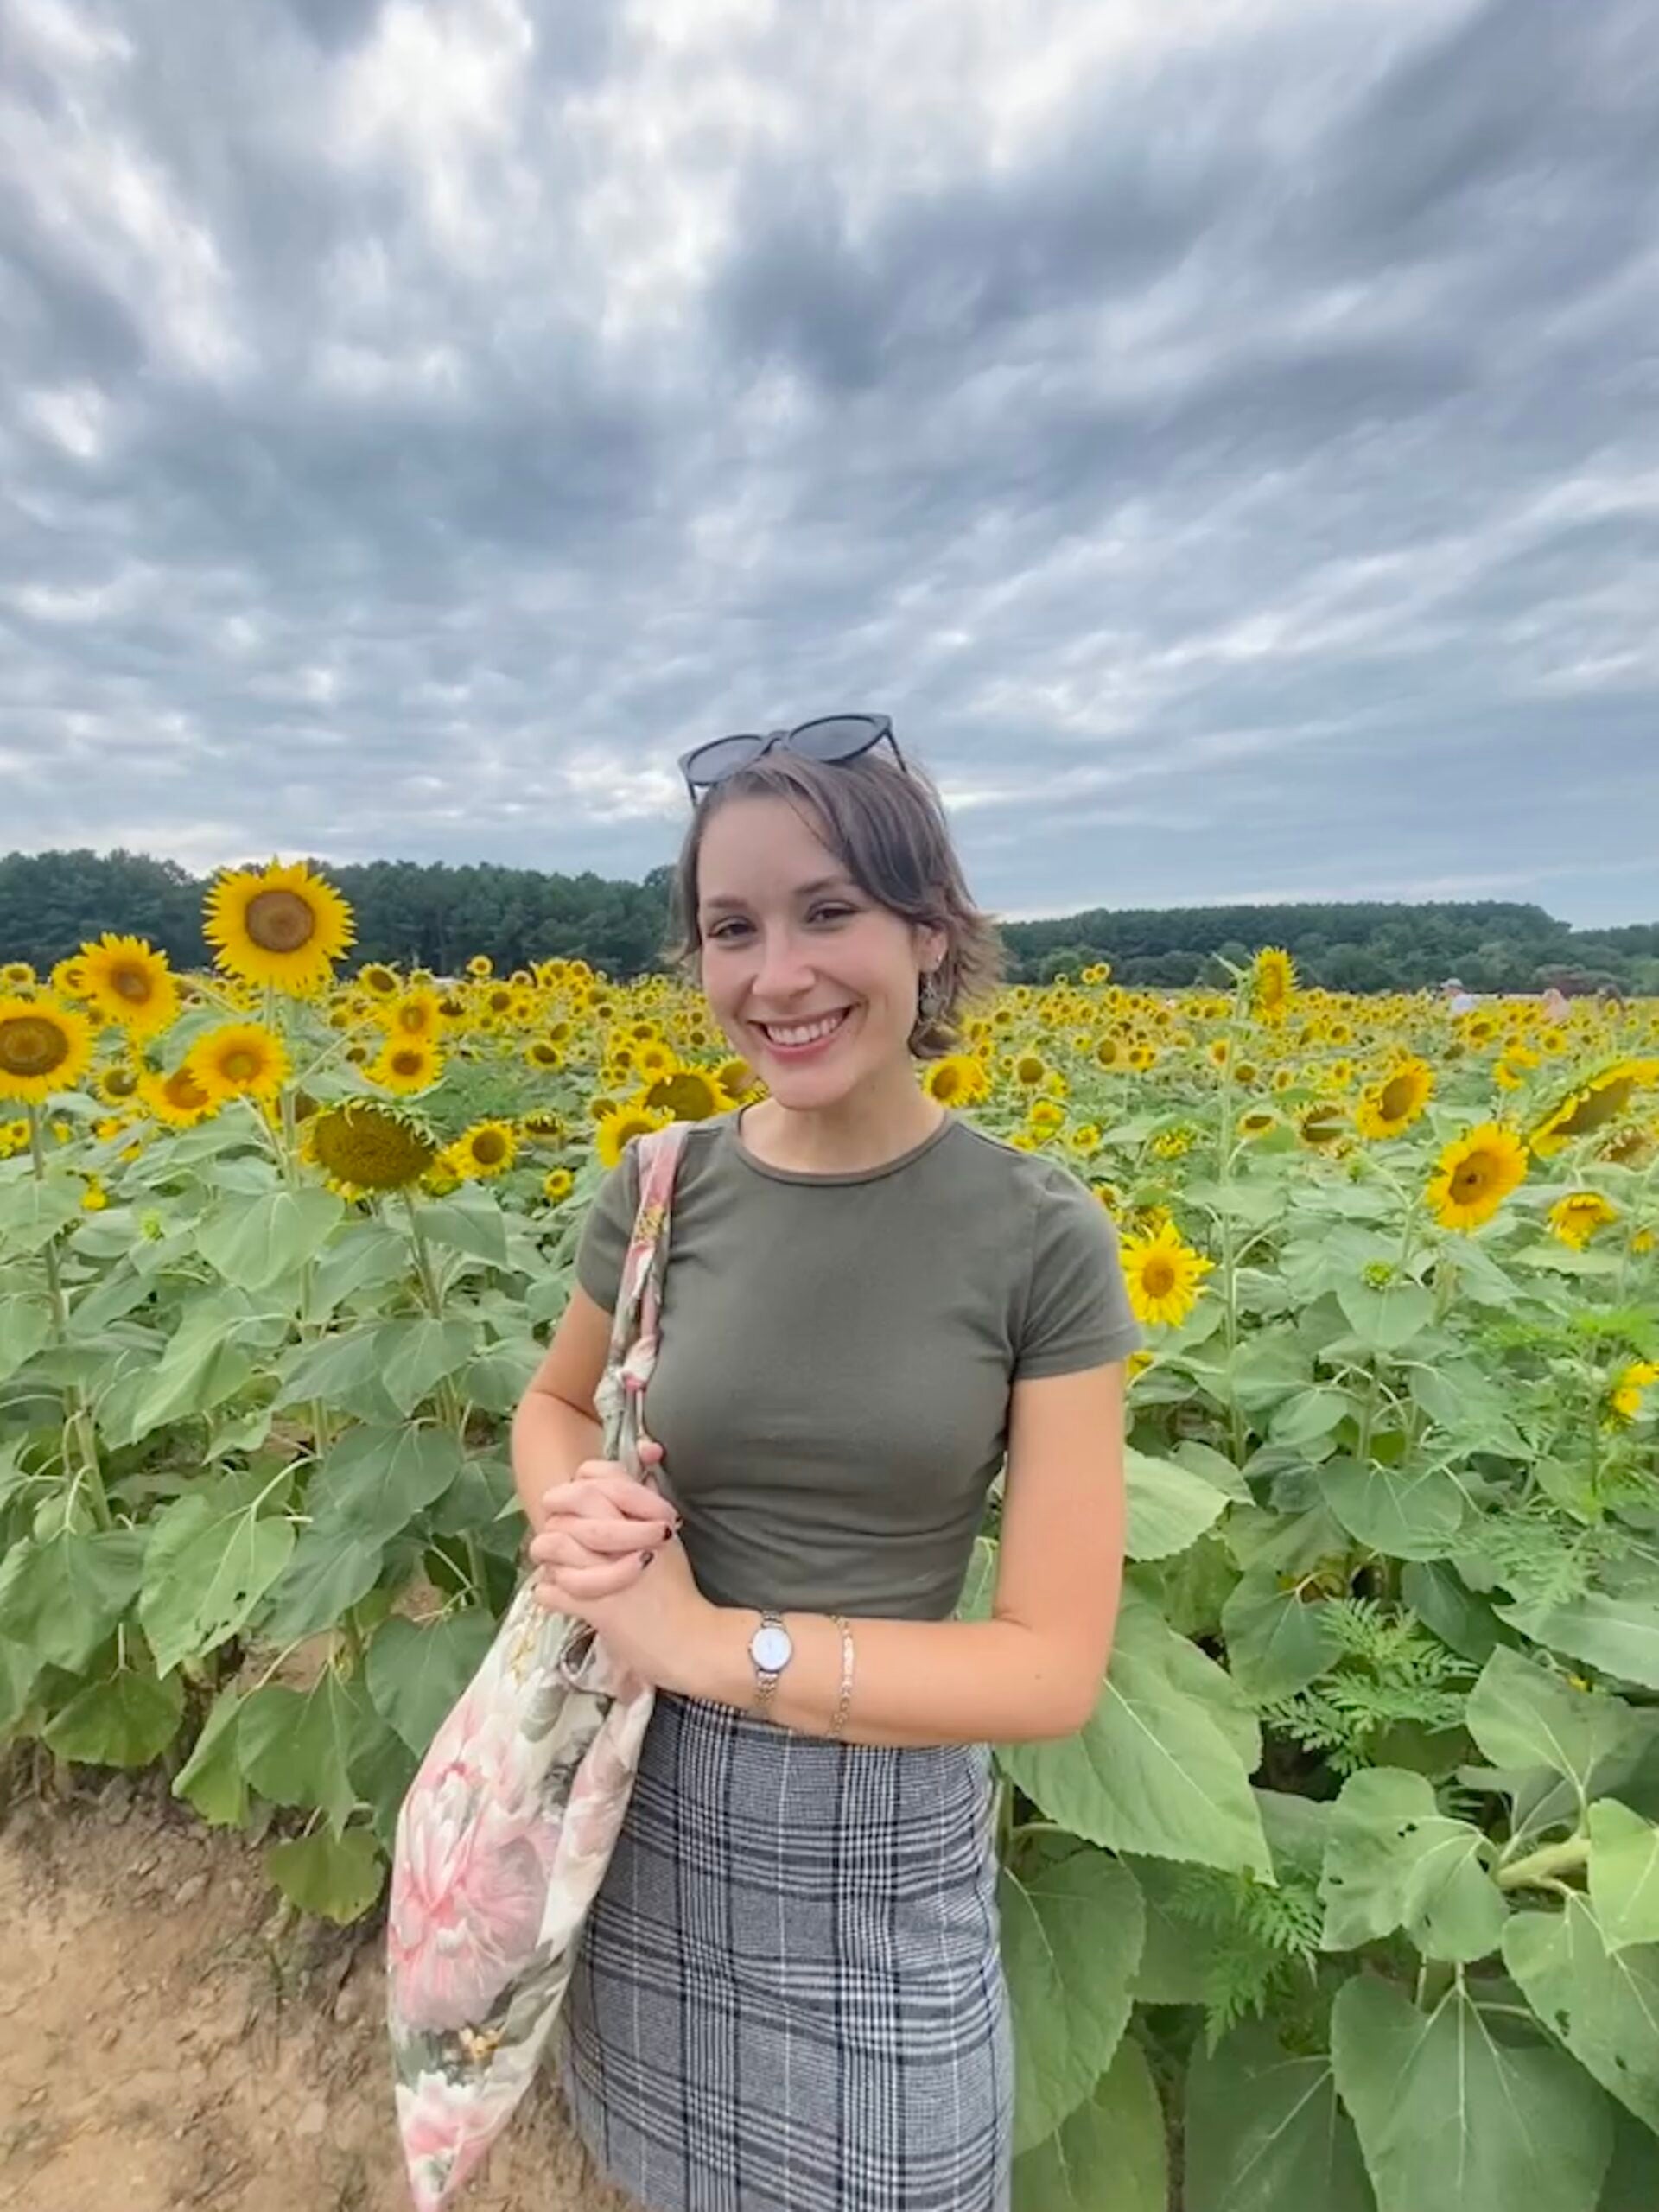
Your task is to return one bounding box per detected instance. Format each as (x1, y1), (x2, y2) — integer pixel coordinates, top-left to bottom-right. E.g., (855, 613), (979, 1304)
(2, 847), (1655, 997)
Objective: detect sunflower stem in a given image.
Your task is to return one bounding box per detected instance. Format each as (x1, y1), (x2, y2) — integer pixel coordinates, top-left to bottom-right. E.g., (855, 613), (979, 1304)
(25, 1103), (111, 1530)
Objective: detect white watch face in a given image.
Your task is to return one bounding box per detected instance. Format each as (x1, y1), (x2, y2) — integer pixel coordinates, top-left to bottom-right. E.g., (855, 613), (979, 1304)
(751, 1623), (792, 1673)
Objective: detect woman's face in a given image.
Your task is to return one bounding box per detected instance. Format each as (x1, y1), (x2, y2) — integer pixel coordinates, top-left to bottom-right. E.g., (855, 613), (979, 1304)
(694, 795), (944, 1108)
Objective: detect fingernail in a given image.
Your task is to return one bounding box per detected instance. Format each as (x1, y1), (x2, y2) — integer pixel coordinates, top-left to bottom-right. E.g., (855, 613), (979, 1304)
(639, 1549), (655, 1568)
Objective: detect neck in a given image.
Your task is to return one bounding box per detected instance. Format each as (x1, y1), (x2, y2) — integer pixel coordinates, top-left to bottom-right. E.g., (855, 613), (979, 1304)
(740, 1065), (944, 1174)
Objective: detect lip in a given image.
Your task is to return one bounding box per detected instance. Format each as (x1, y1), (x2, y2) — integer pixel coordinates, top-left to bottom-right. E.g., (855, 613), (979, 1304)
(748, 1006), (855, 1060)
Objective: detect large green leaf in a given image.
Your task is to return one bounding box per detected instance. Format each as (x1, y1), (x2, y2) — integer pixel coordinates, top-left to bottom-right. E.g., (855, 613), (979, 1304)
(302, 1221), (411, 1321)
(365, 1609), (497, 1757)
(1337, 1281), (1435, 1356)
(171, 1686), (249, 1827)
(257, 1523), (386, 1644)
(1500, 1595), (1659, 1693)
(1467, 1647), (1647, 1801)
(1001, 1587), (1269, 1876)
(1402, 1561), (1510, 1665)
(0, 1169), (84, 1251)
(272, 1325), (403, 1422)
(1185, 2020), (1373, 2212)
(1504, 1896), (1659, 2132)
(413, 1188), (511, 1269)
(237, 1666), (370, 1836)
(116, 1291), (268, 1445)
(1123, 1448), (1229, 1560)
(1223, 1561), (1338, 1702)
(308, 1422), (466, 1543)
(42, 1663), (185, 1767)
(1271, 1385), (1363, 1450)
(1319, 1768), (1507, 1963)
(373, 1318), (479, 1416)
(0, 1294), (51, 1383)
(1000, 1846), (1143, 2152)
(1331, 1972), (1613, 2212)
(264, 1827), (385, 1925)
(137, 1465), (296, 1677)
(1320, 1455), (1469, 1560)
(1010, 2033), (1166, 2212)
(1587, 1801), (1659, 1952)
(0, 1528), (146, 1673)
(196, 1185), (345, 1291)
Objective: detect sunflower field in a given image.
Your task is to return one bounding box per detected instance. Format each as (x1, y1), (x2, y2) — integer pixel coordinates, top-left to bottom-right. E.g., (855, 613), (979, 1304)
(3, 865), (1659, 2212)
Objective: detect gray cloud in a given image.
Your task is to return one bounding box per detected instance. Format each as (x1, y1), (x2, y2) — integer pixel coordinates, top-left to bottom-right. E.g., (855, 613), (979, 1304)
(2, 0), (1656, 927)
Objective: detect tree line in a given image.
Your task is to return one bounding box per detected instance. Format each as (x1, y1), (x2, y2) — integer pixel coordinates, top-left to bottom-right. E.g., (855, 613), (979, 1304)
(2, 847), (1655, 997)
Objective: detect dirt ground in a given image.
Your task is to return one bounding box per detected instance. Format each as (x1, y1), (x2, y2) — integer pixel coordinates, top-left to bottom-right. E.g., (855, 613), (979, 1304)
(0, 1761), (633, 2212)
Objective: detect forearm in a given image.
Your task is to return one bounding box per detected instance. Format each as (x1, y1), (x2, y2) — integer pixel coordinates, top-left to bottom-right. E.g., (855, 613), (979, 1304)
(676, 1605), (1096, 1748)
(509, 1389), (601, 1537)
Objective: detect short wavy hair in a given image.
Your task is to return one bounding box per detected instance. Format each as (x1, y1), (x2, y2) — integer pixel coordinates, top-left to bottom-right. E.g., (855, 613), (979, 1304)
(665, 747), (1004, 1059)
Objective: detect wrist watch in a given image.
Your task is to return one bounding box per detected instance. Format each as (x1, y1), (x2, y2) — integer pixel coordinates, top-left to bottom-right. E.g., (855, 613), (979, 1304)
(747, 1609), (794, 1719)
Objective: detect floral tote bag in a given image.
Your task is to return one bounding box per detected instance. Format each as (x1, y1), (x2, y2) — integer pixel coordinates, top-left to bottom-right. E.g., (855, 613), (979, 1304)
(385, 1119), (692, 2211)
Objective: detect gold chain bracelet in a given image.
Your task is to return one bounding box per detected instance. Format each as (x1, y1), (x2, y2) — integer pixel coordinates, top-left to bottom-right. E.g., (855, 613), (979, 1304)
(827, 1614), (855, 1738)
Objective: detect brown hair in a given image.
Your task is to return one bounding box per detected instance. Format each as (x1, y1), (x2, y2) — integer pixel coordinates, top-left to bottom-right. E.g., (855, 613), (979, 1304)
(665, 748), (1005, 1058)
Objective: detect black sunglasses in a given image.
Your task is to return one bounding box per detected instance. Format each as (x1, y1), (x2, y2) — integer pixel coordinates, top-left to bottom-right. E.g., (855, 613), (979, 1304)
(677, 715), (905, 804)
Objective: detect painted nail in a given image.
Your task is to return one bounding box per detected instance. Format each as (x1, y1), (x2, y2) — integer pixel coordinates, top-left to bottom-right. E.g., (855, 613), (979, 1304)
(639, 1549), (655, 1568)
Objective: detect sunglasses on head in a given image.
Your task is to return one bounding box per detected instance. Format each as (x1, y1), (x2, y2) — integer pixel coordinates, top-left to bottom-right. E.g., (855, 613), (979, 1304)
(676, 715), (905, 804)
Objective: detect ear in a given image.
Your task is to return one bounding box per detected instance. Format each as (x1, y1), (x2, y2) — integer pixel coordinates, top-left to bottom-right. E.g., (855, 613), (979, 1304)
(916, 922), (950, 975)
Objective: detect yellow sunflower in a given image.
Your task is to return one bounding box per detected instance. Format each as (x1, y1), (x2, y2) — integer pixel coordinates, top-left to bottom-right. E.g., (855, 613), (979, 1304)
(466, 954), (493, 979)
(524, 1039), (564, 1071)
(1119, 1221), (1215, 1327)
(202, 859), (355, 997)
(369, 1036), (445, 1095)
(519, 1109), (566, 1141)
(643, 1067), (730, 1122)
(1237, 1109), (1280, 1138)
(922, 1054), (989, 1107)
(184, 1022), (290, 1105)
(1353, 1057), (1434, 1141)
(383, 987), (443, 1040)
(447, 1120), (518, 1179)
(542, 1166), (575, 1205)
(1427, 1122), (1529, 1232)
(1530, 1059), (1659, 1160)
(1548, 1191), (1618, 1249)
(1013, 1052), (1047, 1088)
(75, 934), (180, 1039)
(1608, 1360), (1659, 1426)
(137, 1061), (219, 1128)
(357, 962), (401, 997)
(1, 962), (35, 989)
(0, 995), (94, 1104)
(302, 1100), (438, 1198)
(1249, 947), (1296, 1023)
(595, 1102), (673, 1169)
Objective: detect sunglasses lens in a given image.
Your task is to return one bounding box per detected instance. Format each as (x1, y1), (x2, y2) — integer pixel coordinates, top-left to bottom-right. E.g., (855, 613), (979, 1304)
(788, 716), (882, 762)
(683, 734), (765, 786)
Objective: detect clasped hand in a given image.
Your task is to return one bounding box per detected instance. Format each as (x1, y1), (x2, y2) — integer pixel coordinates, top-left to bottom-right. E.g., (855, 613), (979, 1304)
(527, 1436), (715, 1694)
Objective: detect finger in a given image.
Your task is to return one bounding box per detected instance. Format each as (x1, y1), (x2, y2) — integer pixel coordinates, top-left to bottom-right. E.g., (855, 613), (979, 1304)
(538, 1555), (652, 1603)
(544, 1470), (679, 1524)
(531, 1523), (673, 1568)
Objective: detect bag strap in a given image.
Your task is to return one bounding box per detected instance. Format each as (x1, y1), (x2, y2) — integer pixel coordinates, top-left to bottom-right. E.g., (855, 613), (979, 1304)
(592, 1121), (691, 1488)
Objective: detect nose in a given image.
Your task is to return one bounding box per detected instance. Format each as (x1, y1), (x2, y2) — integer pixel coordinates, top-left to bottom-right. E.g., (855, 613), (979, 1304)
(747, 926), (817, 1008)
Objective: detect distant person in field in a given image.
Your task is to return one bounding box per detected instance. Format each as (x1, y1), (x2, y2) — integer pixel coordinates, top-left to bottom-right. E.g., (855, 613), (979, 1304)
(1441, 976), (1479, 1014)
(508, 717), (1141, 2212)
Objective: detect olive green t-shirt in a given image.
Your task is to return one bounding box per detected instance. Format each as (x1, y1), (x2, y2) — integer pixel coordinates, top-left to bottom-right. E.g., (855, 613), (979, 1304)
(575, 1106), (1141, 1621)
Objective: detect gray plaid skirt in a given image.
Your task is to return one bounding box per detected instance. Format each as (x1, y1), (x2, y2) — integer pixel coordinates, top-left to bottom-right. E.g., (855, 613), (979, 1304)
(556, 1688), (1014, 2212)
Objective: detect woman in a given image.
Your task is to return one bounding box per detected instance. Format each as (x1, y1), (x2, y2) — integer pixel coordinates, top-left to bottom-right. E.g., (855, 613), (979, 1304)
(509, 717), (1141, 2212)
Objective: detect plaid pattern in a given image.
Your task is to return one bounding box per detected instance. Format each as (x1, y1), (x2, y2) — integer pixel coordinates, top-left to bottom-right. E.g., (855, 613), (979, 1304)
(556, 1689), (1013, 2211)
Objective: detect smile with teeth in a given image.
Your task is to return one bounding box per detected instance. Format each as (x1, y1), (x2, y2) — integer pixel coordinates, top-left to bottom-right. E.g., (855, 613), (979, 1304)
(756, 1008), (851, 1046)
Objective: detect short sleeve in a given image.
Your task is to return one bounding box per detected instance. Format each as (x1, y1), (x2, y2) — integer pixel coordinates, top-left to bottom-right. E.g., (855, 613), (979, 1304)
(1014, 1166), (1143, 1379)
(574, 1146), (640, 1313)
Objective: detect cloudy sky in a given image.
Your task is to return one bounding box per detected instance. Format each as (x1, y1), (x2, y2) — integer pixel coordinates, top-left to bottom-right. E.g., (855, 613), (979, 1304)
(3, 0), (1657, 929)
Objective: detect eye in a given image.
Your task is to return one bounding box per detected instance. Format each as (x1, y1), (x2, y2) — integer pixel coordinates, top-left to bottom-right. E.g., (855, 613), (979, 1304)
(705, 918), (751, 941)
(810, 903), (856, 924)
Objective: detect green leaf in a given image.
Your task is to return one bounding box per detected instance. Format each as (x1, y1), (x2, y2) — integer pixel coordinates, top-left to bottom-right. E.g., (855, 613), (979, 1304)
(1001, 1847), (1144, 2151)
(0, 1528), (146, 1672)
(1599, 2108), (1659, 2211)
(373, 1318), (478, 1416)
(272, 1325), (403, 1422)
(42, 1663), (185, 1767)
(0, 1170), (84, 1250)
(1185, 2020), (1373, 2212)
(1011, 2033), (1166, 2212)
(1467, 1647), (1645, 1801)
(1402, 1561), (1510, 1665)
(1320, 1454), (1469, 1560)
(196, 1185), (346, 1290)
(347, 1702), (421, 1853)
(238, 1667), (370, 1837)
(171, 1686), (249, 1827)
(1504, 1896), (1659, 2132)
(308, 1422), (466, 1543)
(1337, 1281), (1435, 1356)
(1001, 1586), (1268, 1876)
(456, 1344), (538, 1416)
(1588, 1802), (1659, 1952)
(303, 1221), (411, 1320)
(1271, 1386), (1363, 1450)
(1319, 1769), (1507, 1963)
(1127, 1854), (1213, 2004)
(1331, 1972), (1613, 2212)
(1124, 1448), (1230, 1560)
(414, 1189), (511, 1268)
(116, 1290), (277, 1445)
(257, 1524), (385, 1645)
(0, 1294), (51, 1383)
(1500, 1595), (1659, 1692)
(264, 1827), (385, 1925)
(365, 1609), (497, 1757)
(1173, 1439), (1252, 1501)
(1224, 1326), (1310, 1414)
(1223, 1562), (1339, 1702)
(137, 1465), (296, 1677)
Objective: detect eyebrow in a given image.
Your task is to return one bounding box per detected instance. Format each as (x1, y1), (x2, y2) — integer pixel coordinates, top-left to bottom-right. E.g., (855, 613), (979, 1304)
(701, 874), (855, 915)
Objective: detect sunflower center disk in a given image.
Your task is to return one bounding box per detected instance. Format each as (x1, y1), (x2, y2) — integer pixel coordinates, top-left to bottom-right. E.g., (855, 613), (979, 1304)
(245, 890), (318, 953)
(0, 1016), (68, 1076)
